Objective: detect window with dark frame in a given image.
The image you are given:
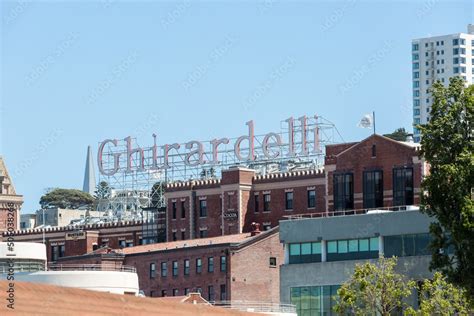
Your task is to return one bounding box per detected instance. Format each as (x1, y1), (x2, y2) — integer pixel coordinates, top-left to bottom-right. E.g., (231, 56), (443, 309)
(208, 257), (214, 272)
(199, 229), (208, 238)
(285, 191), (293, 210)
(181, 231), (185, 240)
(196, 258), (202, 273)
(307, 190), (316, 208)
(199, 200), (207, 217)
(172, 201), (177, 219)
(269, 257), (277, 267)
(51, 246), (58, 261)
(263, 193), (271, 212)
(181, 200), (186, 218)
(184, 259), (190, 275)
(149, 262), (156, 278)
(220, 256), (227, 272)
(172, 232), (177, 241)
(173, 289), (179, 296)
(59, 245), (65, 258)
(161, 262), (167, 277)
(333, 173), (354, 211)
(172, 261), (178, 276)
(161, 290), (167, 297)
(254, 194), (259, 212)
(363, 170), (383, 208)
(208, 285), (215, 302)
(220, 284), (226, 301)
(393, 167), (414, 206)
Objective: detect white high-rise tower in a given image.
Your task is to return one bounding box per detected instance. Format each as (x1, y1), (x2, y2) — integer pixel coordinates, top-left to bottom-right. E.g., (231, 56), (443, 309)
(82, 146), (96, 196)
(411, 24), (474, 142)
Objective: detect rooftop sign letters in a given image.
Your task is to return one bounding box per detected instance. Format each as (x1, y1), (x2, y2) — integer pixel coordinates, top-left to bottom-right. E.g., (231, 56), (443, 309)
(98, 115), (322, 176)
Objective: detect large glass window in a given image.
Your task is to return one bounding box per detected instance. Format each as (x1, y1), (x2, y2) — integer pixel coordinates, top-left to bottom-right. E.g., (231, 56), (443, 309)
(384, 233), (431, 257)
(326, 237), (379, 262)
(393, 167), (414, 206)
(196, 258), (202, 273)
(289, 242), (321, 264)
(307, 190), (316, 208)
(285, 192), (293, 210)
(291, 285), (340, 316)
(220, 256), (227, 272)
(363, 170), (383, 208)
(199, 200), (207, 217)
(333, 173), (354, 211)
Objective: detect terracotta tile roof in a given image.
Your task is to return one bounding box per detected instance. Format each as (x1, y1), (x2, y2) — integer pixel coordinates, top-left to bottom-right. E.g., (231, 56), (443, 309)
(122, 232), (255, 255)
(0, 281), (257, 315)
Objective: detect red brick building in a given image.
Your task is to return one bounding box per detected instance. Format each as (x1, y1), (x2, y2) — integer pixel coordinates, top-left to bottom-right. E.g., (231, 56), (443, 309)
(3, 220), (144, 262)
(56, 226), (283, 301)
(165, 134), (424, 240)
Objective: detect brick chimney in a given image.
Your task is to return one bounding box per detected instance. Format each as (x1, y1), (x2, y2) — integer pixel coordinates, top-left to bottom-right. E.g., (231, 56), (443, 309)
(250, 222), (261, 236)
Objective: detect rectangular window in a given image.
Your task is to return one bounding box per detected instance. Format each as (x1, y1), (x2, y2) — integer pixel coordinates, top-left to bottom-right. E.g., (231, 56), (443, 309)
(149, 263), (156, 278)
(172, 232), (177, 241)
(184, 288), (190, 296)
(254, 194), (259, 212)
(412, 43), (418, 51)
(181, 231), (185, 240)
(263, 193), (271, 212)
(208, 257), (214, 272)
(199, 200), (207, 217)
(384, 233), (431, 257)
(199, 229), (208, 238)
(181, 201), (186, 218)
(413, 81), (419, 88)
(208, 285), (215, 302)
(363, 170), (383, 208)
(161, 262), (167, 277)
(326, 238), (378, 262)
(307, 190), (316, 208)
(412, 53), (418, 60)
(220, 256), (227, 272)
(413, 62), (419, 69)
(453, 48), (459, 55)
(173, 289), (179, 296)
(269, 257), (277, 267)
(413, 71), (419, 79)
(393, 167), (414, 206)
(333, 173), (354, 211)
(196, 258), (202, 273)
(172, 261), (178, 276)
(220, 284), (226, 301)
(59, 245), (65, 258)
(453, 39), (459, 45)
(51, 246), (58, 262)
(161, 290), (167, 297)
(172, 202), (177, 219)
(285, 191), (293, 210)
(184, 259), (190, 275)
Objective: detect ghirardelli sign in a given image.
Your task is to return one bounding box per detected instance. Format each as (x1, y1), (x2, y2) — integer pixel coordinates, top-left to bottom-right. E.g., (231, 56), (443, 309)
(98, 115), (321, 176)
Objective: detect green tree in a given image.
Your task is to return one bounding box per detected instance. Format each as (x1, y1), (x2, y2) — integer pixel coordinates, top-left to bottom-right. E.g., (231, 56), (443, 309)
(406, 272), (471, 316)
(418, 77), (474, 297)
(40, 188), (94, 210)
(384, 128), (410, 141)
(333, 257), (415, 316)
(94, 181), (111, 200)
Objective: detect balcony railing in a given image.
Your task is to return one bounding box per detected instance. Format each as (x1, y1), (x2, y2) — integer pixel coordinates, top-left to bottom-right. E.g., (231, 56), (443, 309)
(283, 205), (420, 220)
(48, 263), (136, 273)
(213, 301), (296, 314)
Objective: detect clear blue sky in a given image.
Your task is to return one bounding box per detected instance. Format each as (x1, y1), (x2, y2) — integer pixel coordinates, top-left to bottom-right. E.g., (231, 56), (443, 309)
(1, 0), (472, 213)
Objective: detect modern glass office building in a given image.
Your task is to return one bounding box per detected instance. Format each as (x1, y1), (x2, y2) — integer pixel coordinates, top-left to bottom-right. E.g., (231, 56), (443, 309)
(279, 208), (435, 316)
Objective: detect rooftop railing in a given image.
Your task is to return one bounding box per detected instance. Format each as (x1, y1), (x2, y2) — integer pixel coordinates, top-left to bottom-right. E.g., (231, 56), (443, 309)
(48, 263), (137, 273)
(283, 205), (420, 221)
(213, 301), (297, 314)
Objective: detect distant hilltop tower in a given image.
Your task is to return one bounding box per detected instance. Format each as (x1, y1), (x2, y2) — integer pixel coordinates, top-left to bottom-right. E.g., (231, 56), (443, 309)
(83, 146), (96, 196)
